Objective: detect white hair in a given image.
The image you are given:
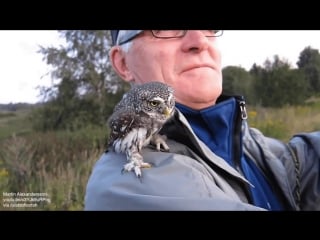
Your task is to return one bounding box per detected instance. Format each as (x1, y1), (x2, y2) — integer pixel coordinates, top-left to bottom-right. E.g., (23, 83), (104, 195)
(120, 40), (133, 53)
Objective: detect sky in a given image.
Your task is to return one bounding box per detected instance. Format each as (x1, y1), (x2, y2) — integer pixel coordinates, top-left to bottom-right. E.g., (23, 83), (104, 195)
(1, 30), (320, 104)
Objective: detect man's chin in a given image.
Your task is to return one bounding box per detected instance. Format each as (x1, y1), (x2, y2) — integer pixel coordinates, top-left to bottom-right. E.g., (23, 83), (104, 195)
(182, 71), (221, 84)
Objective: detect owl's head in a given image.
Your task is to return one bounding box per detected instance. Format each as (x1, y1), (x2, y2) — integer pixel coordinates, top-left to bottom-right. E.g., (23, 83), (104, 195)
(134, 82), (175, 120)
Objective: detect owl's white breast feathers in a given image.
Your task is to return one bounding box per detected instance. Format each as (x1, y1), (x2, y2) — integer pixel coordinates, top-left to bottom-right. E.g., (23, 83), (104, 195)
(113, 127), (148, 153)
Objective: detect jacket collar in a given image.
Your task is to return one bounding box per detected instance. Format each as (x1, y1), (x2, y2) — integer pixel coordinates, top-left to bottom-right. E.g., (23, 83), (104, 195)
(161, 95), (251, 185)
(175, 97), (238, 166)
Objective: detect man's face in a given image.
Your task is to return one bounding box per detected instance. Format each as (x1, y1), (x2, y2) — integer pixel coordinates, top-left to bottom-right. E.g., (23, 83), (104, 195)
(124, 30), (223, 110)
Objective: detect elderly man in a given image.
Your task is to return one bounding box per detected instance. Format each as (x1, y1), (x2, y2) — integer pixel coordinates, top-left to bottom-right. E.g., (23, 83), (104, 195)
(85, 30), (320, 210)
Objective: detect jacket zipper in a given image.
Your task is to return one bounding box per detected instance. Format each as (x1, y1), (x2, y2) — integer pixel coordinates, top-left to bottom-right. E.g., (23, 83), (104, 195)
(233, 96), (255, 202)
(233, 97), (247, 171)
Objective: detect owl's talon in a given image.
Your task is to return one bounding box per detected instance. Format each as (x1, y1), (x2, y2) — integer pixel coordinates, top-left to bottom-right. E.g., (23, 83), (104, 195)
(134, 166), (142, 178)
(161, 148), (170, 152)
(140, 162), (152, 168)
(122, 159), (152, 179)
(137, 174), (143, 183)
(152, 134), (170, 152)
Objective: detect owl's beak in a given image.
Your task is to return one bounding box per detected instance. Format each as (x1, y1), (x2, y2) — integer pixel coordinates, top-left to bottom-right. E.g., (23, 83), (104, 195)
(163, 107), (172, 117)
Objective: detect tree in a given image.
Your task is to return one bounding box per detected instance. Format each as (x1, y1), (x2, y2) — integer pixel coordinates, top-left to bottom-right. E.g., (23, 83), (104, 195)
(32, 31), (129, 131)
(222, 66), (255, 104)
(251, 55), (308, 107)
(297, 46), (320, 96)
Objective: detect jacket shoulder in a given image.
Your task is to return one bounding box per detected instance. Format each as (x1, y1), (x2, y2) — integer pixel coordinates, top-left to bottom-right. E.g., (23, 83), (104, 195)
(84, 141), (263, 210)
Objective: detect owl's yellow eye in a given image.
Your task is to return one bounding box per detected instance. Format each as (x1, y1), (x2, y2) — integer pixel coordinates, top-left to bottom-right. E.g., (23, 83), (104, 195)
(149, 101), (160, 107)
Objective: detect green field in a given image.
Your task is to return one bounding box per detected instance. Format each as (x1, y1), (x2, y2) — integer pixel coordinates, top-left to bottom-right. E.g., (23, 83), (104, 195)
(0, 108), (106, 210)
(0, 110), (33, 140)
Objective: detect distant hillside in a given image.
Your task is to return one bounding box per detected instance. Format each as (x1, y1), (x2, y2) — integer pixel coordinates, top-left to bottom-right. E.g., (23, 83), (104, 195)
(0, 102), (43, 112)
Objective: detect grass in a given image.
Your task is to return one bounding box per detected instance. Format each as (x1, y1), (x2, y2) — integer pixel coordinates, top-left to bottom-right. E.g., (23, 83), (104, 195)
(0, 102), (319, 210)
(0, 127), (106, 210)
(247, 102), (320, 141)
(0, 110), (32, 140)
(0, 109), (107, 210)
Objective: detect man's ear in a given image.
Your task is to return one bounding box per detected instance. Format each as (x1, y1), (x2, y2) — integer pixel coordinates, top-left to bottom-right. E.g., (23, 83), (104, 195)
(109, 46), (133, 82)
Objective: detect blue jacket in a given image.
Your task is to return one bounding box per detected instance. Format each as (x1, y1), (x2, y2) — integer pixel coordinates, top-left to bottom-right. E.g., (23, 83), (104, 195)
(176, 96), (283, 210)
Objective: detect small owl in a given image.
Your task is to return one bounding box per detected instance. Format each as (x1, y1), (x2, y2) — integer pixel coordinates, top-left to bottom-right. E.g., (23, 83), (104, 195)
(107, 81), (175, 178)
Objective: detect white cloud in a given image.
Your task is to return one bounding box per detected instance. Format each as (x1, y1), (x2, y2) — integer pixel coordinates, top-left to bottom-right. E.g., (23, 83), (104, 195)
(220, 30), (320, 70)
(0, 30), (63, 103)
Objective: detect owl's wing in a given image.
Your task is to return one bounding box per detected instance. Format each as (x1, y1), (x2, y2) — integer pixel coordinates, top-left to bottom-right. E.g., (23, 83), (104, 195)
(107, 109), (146, 146)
